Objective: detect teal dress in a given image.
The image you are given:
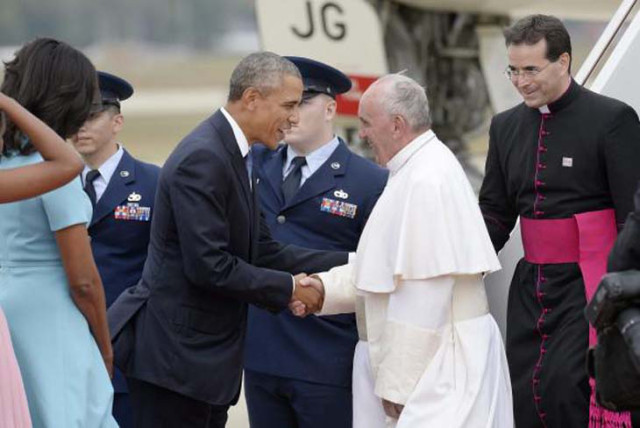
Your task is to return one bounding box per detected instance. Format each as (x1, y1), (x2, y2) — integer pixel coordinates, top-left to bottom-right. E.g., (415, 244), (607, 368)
(0, 153), (117, 427)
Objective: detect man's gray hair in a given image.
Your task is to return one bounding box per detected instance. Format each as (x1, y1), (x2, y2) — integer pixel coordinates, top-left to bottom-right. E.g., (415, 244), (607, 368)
(228, 52), (301, 101)
(374, 74), (432, 132)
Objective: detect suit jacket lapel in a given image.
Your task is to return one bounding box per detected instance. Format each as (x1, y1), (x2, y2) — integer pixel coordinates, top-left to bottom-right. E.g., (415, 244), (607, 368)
(250, 170), (261, 263)
(210, 110), (253, 211)
(210, 110), (258, 256)
(284, 140), (350, 210)
(91, 150), (137, 227)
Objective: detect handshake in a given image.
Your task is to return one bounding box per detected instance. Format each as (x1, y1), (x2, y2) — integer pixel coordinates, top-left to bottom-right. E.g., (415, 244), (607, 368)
(289, 274), (325, 317)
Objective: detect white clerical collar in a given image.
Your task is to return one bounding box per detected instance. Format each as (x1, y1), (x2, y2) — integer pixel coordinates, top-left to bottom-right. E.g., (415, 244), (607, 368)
(386, 129), (436, 175)
(220, 107), (250, 158)
(82, 144), (124, 186)
(539, 105), (551, 114)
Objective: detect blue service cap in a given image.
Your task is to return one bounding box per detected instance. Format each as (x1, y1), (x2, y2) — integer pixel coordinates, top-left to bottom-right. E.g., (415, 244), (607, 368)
(285, 56), (352, 99)
(98, 71), (134, 108)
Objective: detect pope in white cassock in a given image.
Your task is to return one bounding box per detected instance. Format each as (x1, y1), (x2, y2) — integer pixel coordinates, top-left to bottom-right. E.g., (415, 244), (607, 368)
(294, 74), (514, 427)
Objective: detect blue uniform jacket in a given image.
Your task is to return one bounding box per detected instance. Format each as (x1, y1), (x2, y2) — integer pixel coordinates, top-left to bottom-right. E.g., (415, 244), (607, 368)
(88, 149), (160, 392)
(244, 140), (388, 387)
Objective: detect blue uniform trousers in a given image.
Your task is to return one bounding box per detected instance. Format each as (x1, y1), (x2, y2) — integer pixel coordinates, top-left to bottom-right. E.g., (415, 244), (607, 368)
(244, 370), (352, 428)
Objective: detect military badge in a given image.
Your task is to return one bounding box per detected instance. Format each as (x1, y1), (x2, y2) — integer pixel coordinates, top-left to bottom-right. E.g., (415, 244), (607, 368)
(334, 189), (349, 199)
(128, 192), (142, 202)
(114, 202), (151, 221)
(320, 197), (357, 219)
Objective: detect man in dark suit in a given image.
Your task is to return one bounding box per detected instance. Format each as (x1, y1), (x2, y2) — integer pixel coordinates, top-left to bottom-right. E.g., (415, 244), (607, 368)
(244, 57), (388, 428)
(71, 71), (160, 428)
(107, 52), (347, 428)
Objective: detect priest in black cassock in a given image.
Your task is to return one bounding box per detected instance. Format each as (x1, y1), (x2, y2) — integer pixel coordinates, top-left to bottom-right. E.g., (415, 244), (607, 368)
(479, 14), (640, 428)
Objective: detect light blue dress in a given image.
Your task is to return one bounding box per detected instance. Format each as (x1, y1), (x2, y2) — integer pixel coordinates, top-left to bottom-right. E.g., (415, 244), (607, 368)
(0, 153), (118, 427)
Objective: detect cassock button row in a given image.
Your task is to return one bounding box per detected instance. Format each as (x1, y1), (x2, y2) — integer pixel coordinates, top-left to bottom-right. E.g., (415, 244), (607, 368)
(276, 215), (286, 224)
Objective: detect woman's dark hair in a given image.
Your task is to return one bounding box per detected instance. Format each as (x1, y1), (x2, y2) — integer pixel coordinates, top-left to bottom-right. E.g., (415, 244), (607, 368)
(1, 38), (97, 156)
(503, 14), (572, 66)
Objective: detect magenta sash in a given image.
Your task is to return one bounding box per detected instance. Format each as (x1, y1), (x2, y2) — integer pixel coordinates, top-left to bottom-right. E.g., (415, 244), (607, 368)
(521, 209), (631, 427)
(521, 208), (617, 346)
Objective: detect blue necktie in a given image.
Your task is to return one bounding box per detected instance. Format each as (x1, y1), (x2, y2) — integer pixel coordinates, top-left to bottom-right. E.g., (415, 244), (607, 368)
(83, 170), (100, 207)
(282, 156), (306, 204)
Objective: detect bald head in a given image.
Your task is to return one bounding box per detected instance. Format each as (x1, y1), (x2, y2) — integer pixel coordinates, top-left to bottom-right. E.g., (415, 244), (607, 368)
(358, 74), (431, 165)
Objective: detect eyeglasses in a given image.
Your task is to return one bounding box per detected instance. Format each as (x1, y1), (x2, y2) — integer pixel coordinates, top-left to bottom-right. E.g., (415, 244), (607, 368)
(503, 61), (553, 80)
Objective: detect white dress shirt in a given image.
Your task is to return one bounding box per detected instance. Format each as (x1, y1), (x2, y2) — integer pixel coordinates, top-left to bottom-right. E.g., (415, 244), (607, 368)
(282, 137), (340, 186)
(220, 107), (250, 158)
(220, 107), (252, 185)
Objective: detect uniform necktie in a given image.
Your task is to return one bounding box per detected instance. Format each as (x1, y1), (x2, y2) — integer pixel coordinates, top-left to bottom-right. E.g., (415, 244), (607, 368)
(282, 156), (306, 204)
(84, 170), (101, 207)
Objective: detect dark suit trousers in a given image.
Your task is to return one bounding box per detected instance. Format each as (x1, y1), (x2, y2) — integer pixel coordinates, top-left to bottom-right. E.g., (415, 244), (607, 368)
(113, 392), (134, 428)
(128, 378), (229, 428)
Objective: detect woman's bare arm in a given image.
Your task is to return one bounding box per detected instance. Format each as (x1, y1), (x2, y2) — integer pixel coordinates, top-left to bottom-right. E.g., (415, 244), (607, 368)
(55, 224), (113, 377)
(0, 93), (83, 202)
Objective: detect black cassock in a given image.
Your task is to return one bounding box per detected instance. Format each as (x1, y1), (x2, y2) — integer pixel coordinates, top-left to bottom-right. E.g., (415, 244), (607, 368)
(480, 80), (640, 428)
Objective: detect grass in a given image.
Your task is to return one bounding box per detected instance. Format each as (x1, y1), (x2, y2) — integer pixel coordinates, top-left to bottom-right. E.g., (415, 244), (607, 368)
(119, 113), (209, 165)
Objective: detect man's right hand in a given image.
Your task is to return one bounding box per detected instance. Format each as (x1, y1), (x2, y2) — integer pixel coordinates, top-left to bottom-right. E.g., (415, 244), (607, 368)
(290, 275), (325, 317)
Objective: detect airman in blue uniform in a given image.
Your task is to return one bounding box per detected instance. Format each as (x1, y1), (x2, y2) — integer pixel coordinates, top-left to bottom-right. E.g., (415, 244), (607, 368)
(71, 71), (160, 428)
(244, 57), (388, 428)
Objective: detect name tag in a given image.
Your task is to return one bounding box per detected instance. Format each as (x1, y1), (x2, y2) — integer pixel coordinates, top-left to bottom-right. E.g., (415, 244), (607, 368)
(320, 197), (357, 219)
(115, 203), (151, 221)
(562, 157), (573, 167)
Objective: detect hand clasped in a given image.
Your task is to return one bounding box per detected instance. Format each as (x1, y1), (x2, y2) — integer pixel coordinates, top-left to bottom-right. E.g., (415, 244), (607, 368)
(382, 399), (404, 419)
(288, 274), (325, 317)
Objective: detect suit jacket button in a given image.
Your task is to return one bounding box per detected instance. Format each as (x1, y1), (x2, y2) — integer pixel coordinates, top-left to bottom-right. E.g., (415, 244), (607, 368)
(276, 215), (286, 224)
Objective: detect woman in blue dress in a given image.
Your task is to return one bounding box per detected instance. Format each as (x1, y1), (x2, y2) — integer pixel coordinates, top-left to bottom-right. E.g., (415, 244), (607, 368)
(0, 38), (117, 427)
(0, 83), (85, 428)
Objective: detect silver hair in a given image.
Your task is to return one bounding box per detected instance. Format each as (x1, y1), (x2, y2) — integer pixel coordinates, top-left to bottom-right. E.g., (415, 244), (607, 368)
(372, 74), (432, 132)
(228, 52), (301, 101)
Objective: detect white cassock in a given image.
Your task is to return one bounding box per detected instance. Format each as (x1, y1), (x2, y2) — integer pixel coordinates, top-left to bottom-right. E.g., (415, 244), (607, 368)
(317, 130), (514, 428)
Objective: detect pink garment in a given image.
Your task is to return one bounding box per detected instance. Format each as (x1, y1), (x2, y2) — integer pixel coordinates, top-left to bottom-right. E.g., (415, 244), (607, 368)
(520, 209), (617, 346)
(521, 209), (631, 428)
(0, 308), (31, 428)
